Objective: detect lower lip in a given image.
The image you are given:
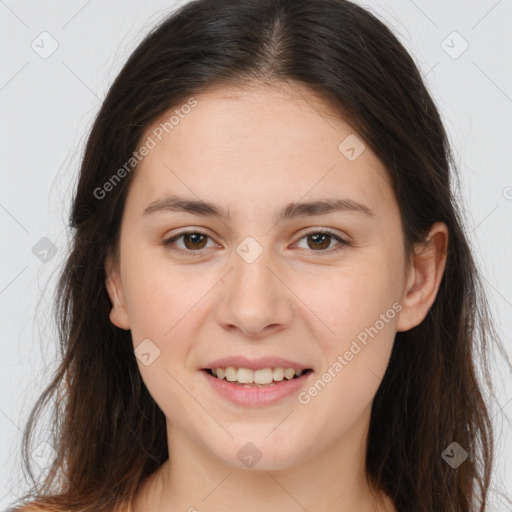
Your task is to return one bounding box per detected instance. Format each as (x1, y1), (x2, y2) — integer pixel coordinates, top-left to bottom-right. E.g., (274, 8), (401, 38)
(201, 370), (313, 407)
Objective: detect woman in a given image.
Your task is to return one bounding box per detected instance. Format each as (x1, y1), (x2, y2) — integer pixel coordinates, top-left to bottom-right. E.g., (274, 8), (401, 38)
(9, 0), (510, 510)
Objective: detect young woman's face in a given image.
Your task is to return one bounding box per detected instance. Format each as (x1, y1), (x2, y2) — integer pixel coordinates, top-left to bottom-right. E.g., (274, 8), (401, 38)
(106, 82), (430, 470)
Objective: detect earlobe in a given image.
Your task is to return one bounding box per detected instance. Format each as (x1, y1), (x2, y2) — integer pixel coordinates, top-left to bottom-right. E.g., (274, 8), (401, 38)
(104, 254), (131, 330)
(396, 222), (449, 332)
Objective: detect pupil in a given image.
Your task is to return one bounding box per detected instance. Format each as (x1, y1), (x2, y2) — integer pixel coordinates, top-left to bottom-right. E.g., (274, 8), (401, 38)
(185, 233), (206, 249)
(309, 233), (329, 250)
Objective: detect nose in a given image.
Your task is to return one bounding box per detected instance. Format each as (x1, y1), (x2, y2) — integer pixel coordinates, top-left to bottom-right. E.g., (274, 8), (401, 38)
(214, 244), (295, 339)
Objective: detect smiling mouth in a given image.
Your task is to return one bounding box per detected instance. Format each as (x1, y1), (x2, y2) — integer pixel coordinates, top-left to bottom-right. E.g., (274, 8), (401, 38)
(203, 367), (313, 387)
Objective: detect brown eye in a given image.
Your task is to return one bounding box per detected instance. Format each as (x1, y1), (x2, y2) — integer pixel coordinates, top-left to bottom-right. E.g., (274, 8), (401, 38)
(163, 230), (216, 255)
(182, 233), (208, 250)
(306, 233), (332, 250)
(295, 230), (349, 253)
(163, 229), (349, 257)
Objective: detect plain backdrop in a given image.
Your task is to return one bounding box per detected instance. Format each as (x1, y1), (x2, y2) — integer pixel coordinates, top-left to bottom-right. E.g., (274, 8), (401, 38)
(0, 0), (511, 509)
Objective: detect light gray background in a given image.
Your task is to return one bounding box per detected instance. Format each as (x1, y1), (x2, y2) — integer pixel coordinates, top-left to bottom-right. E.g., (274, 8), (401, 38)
(1, 0), (511, 509)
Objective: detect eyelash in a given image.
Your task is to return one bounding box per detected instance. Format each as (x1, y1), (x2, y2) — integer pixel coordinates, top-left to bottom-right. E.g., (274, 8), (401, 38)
(162, 228), (350, 257)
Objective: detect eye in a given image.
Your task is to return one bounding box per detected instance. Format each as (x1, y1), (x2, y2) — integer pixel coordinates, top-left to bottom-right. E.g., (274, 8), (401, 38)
(163, 230), (218, 256)
(163, 228), (350, 256)
(293, 229), (350, 254)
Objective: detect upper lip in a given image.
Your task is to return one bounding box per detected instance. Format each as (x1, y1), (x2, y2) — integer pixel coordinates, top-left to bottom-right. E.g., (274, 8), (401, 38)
(202, 356), (311, 371)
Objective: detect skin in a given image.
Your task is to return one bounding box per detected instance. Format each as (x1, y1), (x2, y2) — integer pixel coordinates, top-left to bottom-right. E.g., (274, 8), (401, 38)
(105, 81), (448, 512)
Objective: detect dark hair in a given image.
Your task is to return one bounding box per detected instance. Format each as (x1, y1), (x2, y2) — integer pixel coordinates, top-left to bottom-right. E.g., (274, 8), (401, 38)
(10, 0), (511, 511)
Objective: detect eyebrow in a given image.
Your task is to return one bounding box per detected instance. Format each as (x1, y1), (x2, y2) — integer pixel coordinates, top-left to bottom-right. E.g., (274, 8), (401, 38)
(142, 194), (375, 222)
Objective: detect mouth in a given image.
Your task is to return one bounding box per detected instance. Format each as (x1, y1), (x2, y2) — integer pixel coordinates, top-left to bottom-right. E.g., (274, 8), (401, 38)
(202, 367), (314, 387)
(200, 357), (315, 406)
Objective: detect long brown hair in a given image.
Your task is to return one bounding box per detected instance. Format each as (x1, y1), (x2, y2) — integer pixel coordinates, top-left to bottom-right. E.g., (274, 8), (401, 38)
(10, 0), (511, 510)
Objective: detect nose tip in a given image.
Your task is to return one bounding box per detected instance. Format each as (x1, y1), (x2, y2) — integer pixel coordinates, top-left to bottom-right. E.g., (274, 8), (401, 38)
(224, 319), (283, 339)
(214, 252), (294, 338)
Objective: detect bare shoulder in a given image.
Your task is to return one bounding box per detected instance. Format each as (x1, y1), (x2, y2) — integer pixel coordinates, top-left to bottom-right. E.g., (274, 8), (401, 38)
(6, 501), (132, 512)
(5, 505), (46, 512)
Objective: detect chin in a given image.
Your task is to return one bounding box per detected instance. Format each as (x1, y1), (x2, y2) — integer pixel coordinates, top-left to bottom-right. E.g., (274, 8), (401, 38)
(206, 428), (307, 471)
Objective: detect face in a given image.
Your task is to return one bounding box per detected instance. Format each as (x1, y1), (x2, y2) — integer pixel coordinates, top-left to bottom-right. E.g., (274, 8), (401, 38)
(105, 81), (446, 471)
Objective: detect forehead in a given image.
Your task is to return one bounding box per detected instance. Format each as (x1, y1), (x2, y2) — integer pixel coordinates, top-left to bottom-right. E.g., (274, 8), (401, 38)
(125, 81), (393, 217)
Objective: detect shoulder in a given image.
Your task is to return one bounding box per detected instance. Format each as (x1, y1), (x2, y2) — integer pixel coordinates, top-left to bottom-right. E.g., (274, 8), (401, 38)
(4, 506), (45, 512)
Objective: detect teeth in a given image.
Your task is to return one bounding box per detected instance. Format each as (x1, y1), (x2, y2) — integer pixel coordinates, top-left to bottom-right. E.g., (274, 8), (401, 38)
(237, 368), (254, 384)
(284, 368), (295, 380)
(254, 368), (273, 384)
(273, 368), (284, 381)
(209, 366), (308, 385)
(225, 367), (238, 382)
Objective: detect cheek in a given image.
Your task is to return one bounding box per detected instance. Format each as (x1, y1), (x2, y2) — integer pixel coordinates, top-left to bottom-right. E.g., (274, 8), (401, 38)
(292, 249), (401, 398)
(296, 313), (397, 442)
(123, 261), (201, 421)
(294, 257), (402, 340)
(122, 254), (217, 385)
(122, 250), (199, 335)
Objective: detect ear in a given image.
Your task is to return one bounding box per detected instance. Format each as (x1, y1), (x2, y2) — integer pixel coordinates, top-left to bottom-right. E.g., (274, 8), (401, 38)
(397, 222), (449, 332)
(105, 253), (131, 330)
